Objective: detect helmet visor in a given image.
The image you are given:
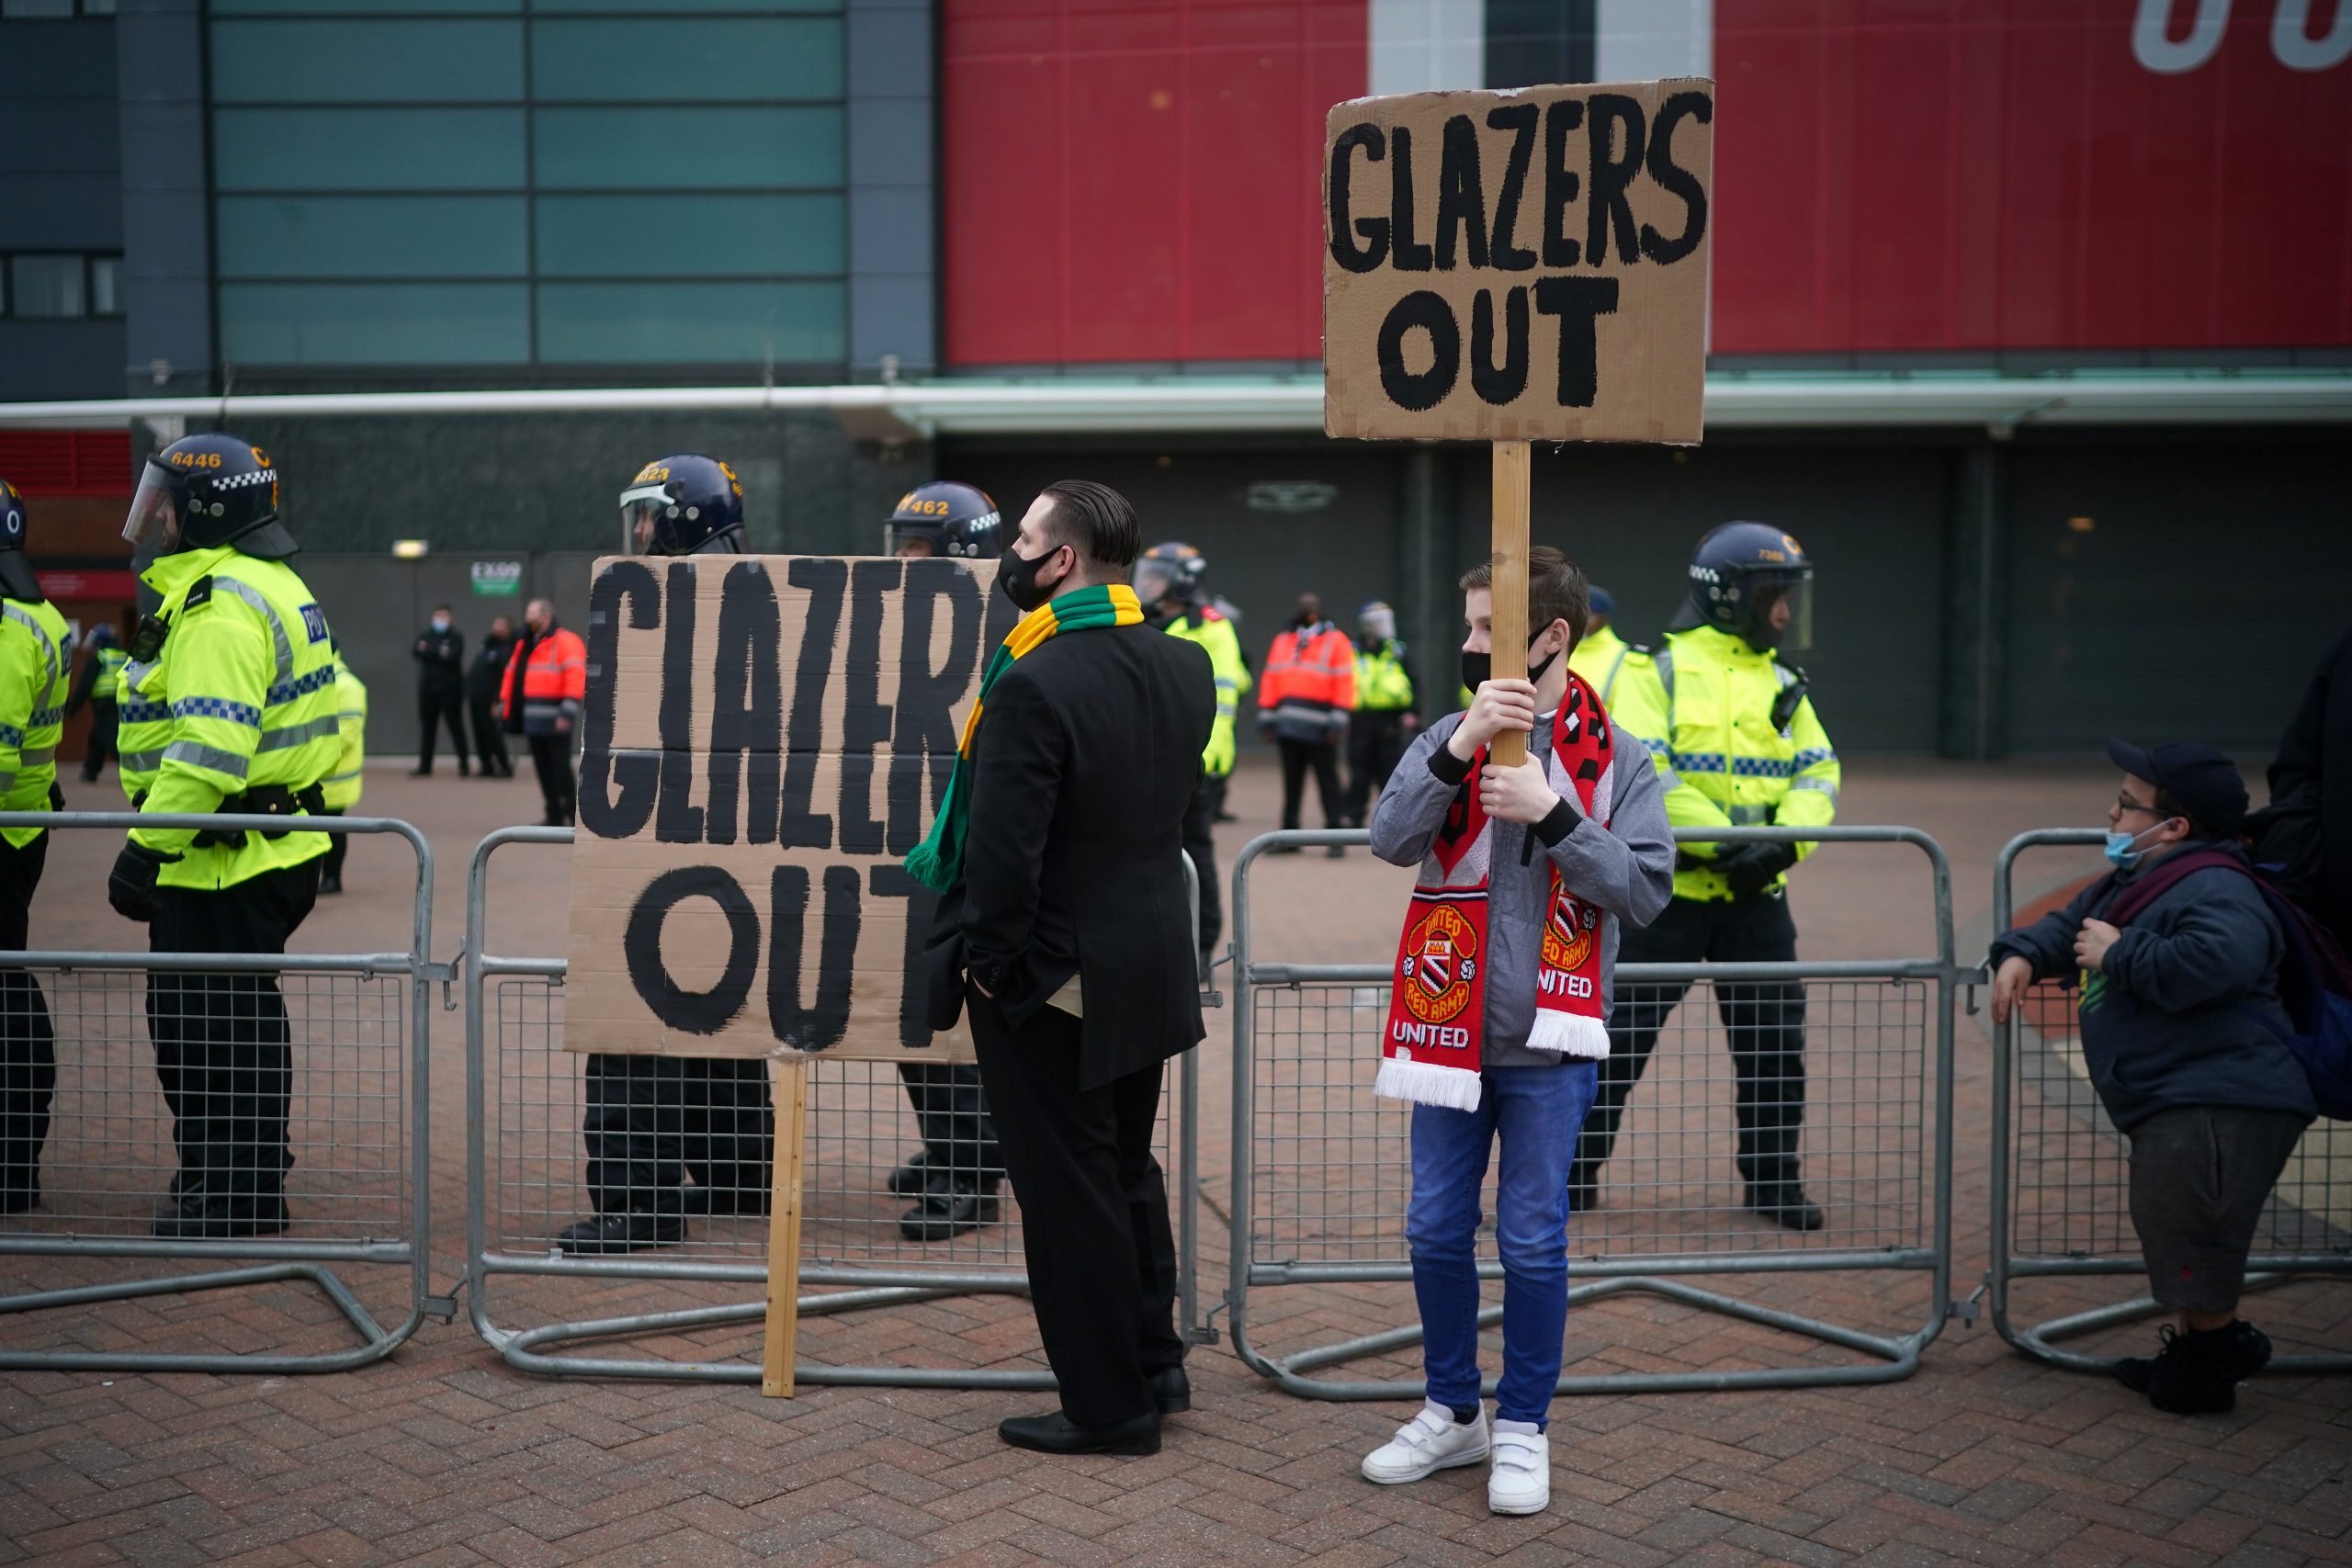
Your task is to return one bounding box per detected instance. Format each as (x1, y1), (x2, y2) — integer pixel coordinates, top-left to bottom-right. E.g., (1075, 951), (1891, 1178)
(887, 525), (938, 558)
(620, 485), (671, 554)
(1133, 559), (1178, 605)
(1751, 570), (1813, 652)
(120, 467), (181, 550)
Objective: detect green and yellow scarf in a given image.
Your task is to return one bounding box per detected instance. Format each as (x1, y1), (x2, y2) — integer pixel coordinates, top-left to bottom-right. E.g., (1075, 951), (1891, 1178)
(903, 582), (1144, 892)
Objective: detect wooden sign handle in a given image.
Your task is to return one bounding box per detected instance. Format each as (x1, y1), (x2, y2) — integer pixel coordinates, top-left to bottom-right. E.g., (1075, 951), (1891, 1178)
(1488, 440), (1532, 769)
(760, 1057), (808, 1397)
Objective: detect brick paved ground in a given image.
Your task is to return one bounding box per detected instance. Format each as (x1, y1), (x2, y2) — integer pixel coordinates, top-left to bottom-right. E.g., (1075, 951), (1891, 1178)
(6, 753), (2348, 1567)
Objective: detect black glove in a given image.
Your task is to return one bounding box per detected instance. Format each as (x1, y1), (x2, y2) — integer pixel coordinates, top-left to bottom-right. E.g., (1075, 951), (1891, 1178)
(48, 780), (64, 810)
(1713, 840), (1798, 897)
(107, 842), (176, 922)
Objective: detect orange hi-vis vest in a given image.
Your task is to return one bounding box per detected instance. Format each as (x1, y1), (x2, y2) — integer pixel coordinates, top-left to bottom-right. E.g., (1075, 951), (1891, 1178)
(1258, 620), (1356, 740)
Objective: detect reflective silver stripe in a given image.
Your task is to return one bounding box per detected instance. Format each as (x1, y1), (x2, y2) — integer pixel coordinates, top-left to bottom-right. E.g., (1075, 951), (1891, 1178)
(0, 771), (14, 795)
(209, 577), (294, 689)
(163, 739), (251, 778)
(1653, 649), (1674, 706)
(256, 715), (343, 751)
(322, 768), (362, 784)
(1601, 645), (1630, 703)
(1655, 767), (1686, 792)
(122, 657), (158, 690)
(3, 604), (62, 687)
(1726, 803), (1774, 825)
(119, 748), (164, 771)
(1789, 777), (1839, 803)
(18, 745), (54, 767)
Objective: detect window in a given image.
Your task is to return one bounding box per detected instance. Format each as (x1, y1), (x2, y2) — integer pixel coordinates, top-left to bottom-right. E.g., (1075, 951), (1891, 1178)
(89, 255), (119, 316)
(535, 194), (842, 278)
(218, 283), (532, 365)
(530, 17), (841, 101)
(209, 19), (524, 103)
(1, 254), (125, 319)
(213, 108), (527, 192)
(216, 196), (529, 279)
(532, 107), (841, 190)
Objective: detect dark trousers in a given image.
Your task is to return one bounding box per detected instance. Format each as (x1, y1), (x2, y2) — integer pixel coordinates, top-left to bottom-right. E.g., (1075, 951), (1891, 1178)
(80, 698), (118, 781)
(1181, 772), (1225, 956)
(1, 832), (54, 1206)
(469, 694), (512, 776)
(416, 682), (469, 773)
(147, 860), (320, 1204)
(526, 733), (574, 824)
(582, 1055), (775, 1216)
(968, 997), (1182, 1427)
(319, 807), (348, 884)
(1277, 735), (1344, 831)
(1572, 892), (1808, 1189)
(897, 1062), (1001, 1183)
(1343, 709), (1408, 825)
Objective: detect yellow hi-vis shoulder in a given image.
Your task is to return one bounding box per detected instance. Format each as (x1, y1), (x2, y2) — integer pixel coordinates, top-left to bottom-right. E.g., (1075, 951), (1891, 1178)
(1, 594), (73, 850)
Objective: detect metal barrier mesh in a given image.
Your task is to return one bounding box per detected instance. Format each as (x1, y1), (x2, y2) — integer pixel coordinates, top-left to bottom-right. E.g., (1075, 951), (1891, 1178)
(487, 975), (1176, 1271)
(2007, 977), (2352, 1263)
(1, 966), (410, 1241)
(1250, 976), (1931, 1267)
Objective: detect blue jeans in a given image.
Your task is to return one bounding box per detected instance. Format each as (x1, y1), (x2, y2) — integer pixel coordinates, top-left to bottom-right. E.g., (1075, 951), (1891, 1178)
(1407, 1061), (1600, 1427)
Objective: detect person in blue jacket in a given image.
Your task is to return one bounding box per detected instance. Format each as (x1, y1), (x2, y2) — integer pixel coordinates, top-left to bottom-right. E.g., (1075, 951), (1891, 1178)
(1989, 739), (2314, 1416)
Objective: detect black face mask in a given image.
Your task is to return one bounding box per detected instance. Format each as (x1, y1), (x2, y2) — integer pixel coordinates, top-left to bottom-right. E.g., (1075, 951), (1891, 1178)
(1460, 635), (1559, 695)
(997, 541), (1064, 614)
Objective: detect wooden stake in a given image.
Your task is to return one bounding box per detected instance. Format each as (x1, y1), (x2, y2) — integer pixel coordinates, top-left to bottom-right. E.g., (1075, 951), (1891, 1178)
(760, 1056), (808, 1397)
(1488, 440), (1532, 768)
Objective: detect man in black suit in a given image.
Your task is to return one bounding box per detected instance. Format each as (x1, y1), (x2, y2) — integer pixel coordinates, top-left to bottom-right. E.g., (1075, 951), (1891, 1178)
(924, 479), (1215, 1457)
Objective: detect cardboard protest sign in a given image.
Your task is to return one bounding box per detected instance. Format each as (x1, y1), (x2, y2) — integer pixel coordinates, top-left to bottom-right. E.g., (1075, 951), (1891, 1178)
(563, 554), (1018, 1061)
(1322, 79), (1714, 445)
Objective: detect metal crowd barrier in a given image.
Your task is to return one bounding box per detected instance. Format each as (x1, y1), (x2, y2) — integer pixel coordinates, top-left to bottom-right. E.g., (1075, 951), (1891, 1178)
(462, 827), (1207, 1385)
(1987, 829), (2352, 1372)
(1224, 826), (1961, 1398)
(0, 809), (435, 1374)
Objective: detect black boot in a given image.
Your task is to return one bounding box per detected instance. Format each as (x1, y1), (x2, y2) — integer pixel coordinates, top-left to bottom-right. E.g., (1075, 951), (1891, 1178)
(1744, 1180), (1824, 1233)
(998, 1409), (1160, 1456)
(1148, 1364), (1191, 1414)
(153, 1191), (289, 1240)
(887, 1150), (932, 1198)
(555, 1213), (684, 1255)
(899, 1175), (999, 1241)
(2117, 1321), (2271, 1415)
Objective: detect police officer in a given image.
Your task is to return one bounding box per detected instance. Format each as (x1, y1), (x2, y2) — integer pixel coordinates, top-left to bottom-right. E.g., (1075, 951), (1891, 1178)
(107, 436), (343, 1240)
(882, 481), (1006, 1241)
(410, 604), (469, 776)
(1134, 541), (1250, 969)
(1570, 525), (1840, 1232)
(1342, 599), (1414, 829)
(316, 642), (366, 895)
(1566, 586), (1634, 702)
(1, 479), (70, 1213)
(64, 615), (128, 780)
(557, 455), (776, 1254)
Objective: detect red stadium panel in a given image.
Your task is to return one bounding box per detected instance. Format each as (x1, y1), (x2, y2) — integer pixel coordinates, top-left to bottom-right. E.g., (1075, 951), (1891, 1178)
(0, 430), (135, 497)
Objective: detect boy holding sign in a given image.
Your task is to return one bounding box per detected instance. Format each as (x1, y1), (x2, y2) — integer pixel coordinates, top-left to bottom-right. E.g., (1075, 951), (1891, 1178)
(1363, 549), (1672, 1513)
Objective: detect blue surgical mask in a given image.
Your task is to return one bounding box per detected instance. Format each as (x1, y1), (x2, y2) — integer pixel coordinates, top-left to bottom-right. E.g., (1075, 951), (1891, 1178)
(2103, 821), (2169, 871)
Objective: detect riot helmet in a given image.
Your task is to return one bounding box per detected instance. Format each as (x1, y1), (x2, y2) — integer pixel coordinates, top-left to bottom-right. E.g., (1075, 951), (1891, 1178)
(1133, 541), (1207, 615)
(1358, 599), (1396, 644)
(885, 480), (1000, 559)
(0, 479), (40, 602)
(1679, 521), (1813, 652)
(119, 434), (297, 560)
(622, 454), (744, 556)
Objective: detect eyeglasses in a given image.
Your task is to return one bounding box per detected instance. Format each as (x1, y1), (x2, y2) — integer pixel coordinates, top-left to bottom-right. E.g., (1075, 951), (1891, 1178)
(2115, 792), (2165, 818)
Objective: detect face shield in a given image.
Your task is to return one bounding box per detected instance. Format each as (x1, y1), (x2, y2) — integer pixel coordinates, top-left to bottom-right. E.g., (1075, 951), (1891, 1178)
(120, 466), (184, 552)
(1748, 569), (1814, 652)
(1360, 605), (1396, 642)
(888, 525), (938, 559)
(620, 483), (673, 554)
(1133, 559), (1179, 607)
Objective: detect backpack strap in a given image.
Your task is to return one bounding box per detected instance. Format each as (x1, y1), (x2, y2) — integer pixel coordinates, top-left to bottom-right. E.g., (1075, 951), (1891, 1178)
(2105, 848), (2250, 928)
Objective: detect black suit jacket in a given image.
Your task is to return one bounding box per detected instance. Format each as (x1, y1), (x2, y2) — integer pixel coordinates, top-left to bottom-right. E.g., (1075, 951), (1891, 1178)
(925, 620), (1216, 1088)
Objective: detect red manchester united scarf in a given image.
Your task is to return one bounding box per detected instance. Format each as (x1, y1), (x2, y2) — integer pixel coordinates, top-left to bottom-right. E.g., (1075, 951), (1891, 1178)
(1377, 674), (1616, 1111)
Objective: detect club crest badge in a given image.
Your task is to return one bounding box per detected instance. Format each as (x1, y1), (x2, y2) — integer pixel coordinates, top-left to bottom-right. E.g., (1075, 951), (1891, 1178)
(1542, 887), (1598, 974)
(1398, 903), (1479, 1026)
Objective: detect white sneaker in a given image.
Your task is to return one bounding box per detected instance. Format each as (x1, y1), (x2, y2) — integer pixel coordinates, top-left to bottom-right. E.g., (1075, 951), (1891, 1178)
(1487, 1420), (1550, 1514)
(1360, 1400), (1489, 1484)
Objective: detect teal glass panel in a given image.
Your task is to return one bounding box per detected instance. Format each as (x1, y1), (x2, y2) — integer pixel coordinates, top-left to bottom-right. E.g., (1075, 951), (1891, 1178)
(209, 20), (523, 103)
(536, 0), (831, 11)
(532, 107), (842, 190)
(219, 283), (530, 365)
(217, 196), (527, 279)
(529, 17), (841, 101)
(212, 0), (516, 12)
(536, 281), (843, 364)
(213, 108), (526, 192)
(534, 194), (841, 278)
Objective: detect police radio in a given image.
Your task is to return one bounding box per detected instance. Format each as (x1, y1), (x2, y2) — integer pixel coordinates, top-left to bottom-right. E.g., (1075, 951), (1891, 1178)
(1770, 664), (1809, 734)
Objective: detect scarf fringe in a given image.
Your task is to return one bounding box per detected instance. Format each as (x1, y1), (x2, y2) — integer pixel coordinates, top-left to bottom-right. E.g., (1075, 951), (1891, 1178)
(1374, 1053), (1484, 1111)
(1525, 1010), (1611, 1060)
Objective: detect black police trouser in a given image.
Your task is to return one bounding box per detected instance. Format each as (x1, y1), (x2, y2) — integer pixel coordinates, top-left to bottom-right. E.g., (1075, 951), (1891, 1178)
(319, 807), (349, 884)
(147, 860), (320, 1205)
(527, 733), (574, 823)
(80, 698), (118, 781)
(1277, 735), (1344, 831)
(0, 832), (55, 1206)
(416, 682), (469, 772)
(897, 1063), (1001, 1186)
(469, 694), (512, 776)
(1343, 709), (1408, 825)
(582, 1055), (774, 1216)
(1182, 771), (1225, 957)
(1573, 891), (1808, 1189)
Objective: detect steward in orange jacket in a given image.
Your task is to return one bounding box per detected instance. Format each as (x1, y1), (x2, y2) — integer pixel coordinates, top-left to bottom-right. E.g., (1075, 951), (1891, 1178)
(1256, 592), (1357, 846)
(500, 598), (585, 826)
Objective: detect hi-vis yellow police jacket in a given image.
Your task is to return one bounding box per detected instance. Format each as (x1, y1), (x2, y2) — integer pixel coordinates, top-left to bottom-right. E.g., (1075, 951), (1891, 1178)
(1607, 623), (1839, 902)
(1166, 607), (1251, 778)
(321, 653), (367, 813)
(1, 594), (72, 851)
(1354, 639), (1415, 712)
(1567, 623), (1634, 703)
(129, 546), (341, 890)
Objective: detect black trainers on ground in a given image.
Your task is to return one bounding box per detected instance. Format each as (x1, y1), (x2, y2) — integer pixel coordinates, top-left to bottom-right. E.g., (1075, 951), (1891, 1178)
(153, 1193), (289, 1240)
(899, 1177), (999, 1242)
(1744, 1180), (1825, 1233)
(886, 1151), (932, 1198)
(555, 1213), (684, 1255)
(319, 873), (343, 895)
(2116, 1321), (2272, 1415)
